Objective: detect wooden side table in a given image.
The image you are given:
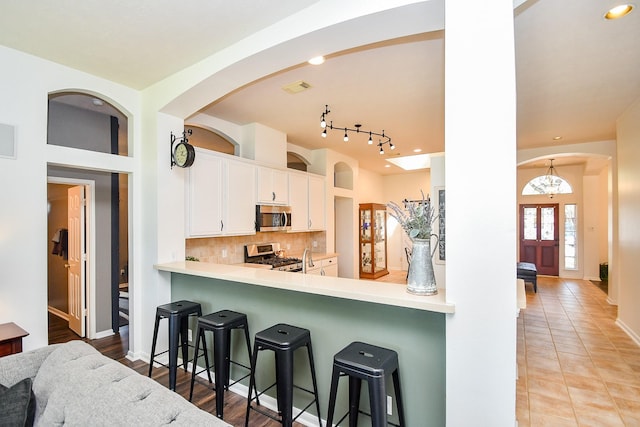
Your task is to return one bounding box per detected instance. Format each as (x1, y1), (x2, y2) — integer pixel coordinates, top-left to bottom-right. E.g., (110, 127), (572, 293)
(0, 322), (29, 357)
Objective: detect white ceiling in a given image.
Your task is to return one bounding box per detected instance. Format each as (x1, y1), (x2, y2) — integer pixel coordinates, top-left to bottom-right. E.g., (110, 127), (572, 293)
(1, 0), (638, 175)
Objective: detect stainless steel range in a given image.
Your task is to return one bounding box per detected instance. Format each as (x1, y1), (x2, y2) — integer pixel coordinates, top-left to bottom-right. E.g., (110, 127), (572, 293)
(244, 243), (303, 272)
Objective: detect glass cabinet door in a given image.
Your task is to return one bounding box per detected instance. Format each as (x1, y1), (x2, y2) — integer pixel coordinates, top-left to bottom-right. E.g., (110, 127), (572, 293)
(361, 243), (372, 273)
(360, 208), (372, 241)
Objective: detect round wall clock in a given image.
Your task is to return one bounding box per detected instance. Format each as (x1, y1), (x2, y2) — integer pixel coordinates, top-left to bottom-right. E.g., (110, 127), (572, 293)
(173, 141), (195, 168)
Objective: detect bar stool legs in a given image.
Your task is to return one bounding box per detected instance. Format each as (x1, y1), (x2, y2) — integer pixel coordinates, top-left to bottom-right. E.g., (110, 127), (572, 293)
(148, 300), (203, 391)
(189, 310), (256, 419)
(245, 323), (322, 427)
(327, 341), (405, 427)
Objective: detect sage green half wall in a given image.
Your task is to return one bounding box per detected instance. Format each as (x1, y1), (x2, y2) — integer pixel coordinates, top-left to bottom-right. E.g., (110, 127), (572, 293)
(171, 273), (446, 426)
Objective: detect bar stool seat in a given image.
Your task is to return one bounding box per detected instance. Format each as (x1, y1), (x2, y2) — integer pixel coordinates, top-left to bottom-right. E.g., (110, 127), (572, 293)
(245, 323), (322, 427)
(148, 300), (204, 391)
(327, 341), (406, 427)
(189, 310), (256, 419)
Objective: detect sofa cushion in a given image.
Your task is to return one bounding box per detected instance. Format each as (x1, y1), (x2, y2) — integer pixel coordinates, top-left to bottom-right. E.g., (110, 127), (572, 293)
(0, 345), (60, 388)
(0, 377), (36, 427)
(32, 340), (227, 426)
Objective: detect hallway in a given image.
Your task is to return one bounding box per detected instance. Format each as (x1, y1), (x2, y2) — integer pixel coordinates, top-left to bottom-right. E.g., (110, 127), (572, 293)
(517, 277), (640, 426)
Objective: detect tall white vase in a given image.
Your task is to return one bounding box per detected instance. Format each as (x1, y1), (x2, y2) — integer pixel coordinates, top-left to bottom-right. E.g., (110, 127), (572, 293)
(407, 237), (438, 296)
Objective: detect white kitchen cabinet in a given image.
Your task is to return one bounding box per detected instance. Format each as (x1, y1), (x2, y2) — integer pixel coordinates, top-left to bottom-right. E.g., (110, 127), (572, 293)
(308, 174), (325, 231)
(224, 158), (256, 235)
(306, 256), (338, 277)
(257, 166), (288, 205)
(186, 149), (256, 238)
(288, 172), (309, 231)
(288, 171), (325, 232)
(186, 148), (223, 237)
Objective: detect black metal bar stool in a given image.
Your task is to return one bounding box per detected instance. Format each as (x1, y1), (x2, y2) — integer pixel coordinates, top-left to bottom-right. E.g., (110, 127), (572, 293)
(188, 309), (257, 419)
(245, 323), (322, 427)
(148, 300), (206, 391)
(326, 341), (406, 427)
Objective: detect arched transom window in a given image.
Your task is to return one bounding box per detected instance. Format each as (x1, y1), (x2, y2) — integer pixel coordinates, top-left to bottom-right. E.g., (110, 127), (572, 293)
(522, 160), (572, 198)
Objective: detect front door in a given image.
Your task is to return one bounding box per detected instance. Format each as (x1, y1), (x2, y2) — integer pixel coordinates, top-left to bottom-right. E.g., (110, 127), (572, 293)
(520, 204), (559, 276)
(67, 185), (86, 337)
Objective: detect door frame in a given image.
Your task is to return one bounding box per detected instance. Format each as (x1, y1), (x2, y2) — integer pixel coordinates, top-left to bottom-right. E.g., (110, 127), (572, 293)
(519, 203), (560, 276)
(48, 176), (96, 339)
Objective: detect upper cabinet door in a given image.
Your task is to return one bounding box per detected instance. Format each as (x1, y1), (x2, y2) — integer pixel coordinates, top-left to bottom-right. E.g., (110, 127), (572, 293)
(308, 174), (325, 230)
(257, 166), (289, 205)
(288, 172), (309, 232)
(186, 149), (223, 237)
(224, 159), (256, 235)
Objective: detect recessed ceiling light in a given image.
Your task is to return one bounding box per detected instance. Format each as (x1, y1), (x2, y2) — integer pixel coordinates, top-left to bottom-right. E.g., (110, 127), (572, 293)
(413, 148), (422, 153)
(384, 164), (391, 168)
(553, 136), (563, 140)
(604, 4), (634, 19)
(92, 98), (104, 106)
(308, 56), (325, 65)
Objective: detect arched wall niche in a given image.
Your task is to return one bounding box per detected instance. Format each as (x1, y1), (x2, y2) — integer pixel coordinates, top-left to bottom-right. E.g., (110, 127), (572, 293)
(334, 161), (353, 190)
(287, 152), (308, 171)
(184, 124), (238, 155)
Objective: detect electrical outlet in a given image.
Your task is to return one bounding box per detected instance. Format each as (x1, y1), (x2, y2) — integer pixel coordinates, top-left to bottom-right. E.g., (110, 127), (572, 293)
(387, 395), (393, 415)
(286, 243), (291, 250)
(312, 240), (318, 248)
(221, 249), (227, 258)
(188, 329), (193, 342)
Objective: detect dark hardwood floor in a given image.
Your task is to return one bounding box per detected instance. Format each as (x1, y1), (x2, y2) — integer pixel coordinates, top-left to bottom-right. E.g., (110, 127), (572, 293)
(47, 313), (302, 426)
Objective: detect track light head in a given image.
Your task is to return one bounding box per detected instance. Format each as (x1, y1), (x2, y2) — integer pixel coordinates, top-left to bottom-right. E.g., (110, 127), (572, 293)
(368, 132), (373, 145)
(343, 130), (349, 142)
(321, 129), (327, 138)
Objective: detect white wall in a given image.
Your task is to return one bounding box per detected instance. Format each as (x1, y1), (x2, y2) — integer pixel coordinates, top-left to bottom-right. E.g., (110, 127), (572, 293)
(382, 172), (430, 271)
(444, 0), (518, 425)
(0, 46), (140, 351)
(616, 97), (640, 344)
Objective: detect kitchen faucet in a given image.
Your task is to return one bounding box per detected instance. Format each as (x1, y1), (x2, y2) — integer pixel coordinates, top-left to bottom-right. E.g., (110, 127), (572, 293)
(302, 248), (314, 273)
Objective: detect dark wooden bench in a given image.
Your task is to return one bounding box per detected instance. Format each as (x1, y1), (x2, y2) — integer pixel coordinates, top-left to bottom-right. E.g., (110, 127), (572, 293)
(517, 262), (537, 293)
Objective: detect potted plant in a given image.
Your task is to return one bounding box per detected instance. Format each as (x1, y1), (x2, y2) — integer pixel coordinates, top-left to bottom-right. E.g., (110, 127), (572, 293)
(387, 191), (439, 295)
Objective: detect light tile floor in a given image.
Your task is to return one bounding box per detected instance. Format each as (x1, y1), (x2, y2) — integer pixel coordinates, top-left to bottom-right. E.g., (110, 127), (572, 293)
(517, 276), (640, 426)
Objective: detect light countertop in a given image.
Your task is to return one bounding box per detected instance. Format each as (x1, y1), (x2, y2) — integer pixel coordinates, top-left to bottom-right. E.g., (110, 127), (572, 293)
(155, 261), (455, 314)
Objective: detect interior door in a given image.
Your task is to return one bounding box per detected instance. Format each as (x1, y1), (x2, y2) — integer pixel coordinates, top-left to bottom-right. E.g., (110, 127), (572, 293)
(67, 185), (86, 337)
(520, 204), (559, 276)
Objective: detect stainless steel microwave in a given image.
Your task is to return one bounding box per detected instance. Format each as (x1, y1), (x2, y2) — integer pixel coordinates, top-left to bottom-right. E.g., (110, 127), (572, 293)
(255, 205), (292, 232)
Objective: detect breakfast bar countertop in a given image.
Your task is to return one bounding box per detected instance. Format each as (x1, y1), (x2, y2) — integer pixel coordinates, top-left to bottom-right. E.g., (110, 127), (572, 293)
(155, 261), (454, 314)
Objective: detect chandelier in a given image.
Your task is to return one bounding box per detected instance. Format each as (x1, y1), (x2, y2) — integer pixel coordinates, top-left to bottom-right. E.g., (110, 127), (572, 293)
(544, 159), (562, 198)
(319, 105), (395, 154)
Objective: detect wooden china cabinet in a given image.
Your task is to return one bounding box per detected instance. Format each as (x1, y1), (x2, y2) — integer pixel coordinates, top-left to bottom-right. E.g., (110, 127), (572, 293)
(359, 203), (389, 279)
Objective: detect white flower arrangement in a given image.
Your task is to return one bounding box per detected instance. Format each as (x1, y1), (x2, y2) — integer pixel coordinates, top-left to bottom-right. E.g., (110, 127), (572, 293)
(387, 190), (437, 240)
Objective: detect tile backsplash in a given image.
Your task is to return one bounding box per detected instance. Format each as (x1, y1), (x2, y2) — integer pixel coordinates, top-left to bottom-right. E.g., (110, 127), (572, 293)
(186, 231), (327, 264)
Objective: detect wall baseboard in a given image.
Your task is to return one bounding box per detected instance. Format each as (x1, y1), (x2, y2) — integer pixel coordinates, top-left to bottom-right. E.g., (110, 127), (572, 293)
(94, 329), (115, 339)
(47, 306), (69, 321)
(616, 318), (640, 347)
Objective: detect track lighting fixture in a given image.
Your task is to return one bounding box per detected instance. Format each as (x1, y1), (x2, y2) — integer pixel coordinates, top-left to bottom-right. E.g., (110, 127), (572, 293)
(319, 104), (395, 153)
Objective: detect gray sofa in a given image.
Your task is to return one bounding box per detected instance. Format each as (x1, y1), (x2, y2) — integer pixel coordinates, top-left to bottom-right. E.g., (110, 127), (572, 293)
(0, 340), (229, 426)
